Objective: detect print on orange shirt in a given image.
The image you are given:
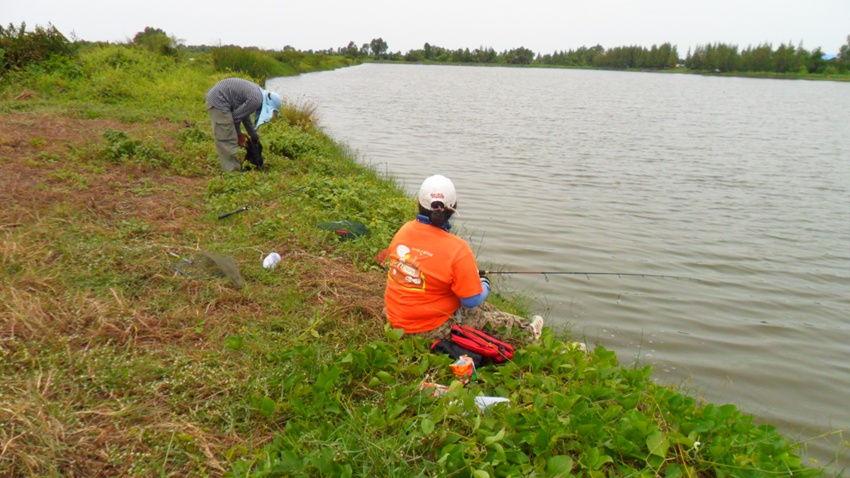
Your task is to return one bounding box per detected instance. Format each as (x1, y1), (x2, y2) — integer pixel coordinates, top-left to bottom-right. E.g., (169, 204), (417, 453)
(388, 244), (426, 291)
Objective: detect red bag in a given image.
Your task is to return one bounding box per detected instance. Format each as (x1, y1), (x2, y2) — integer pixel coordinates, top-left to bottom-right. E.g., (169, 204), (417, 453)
(449, 324), (514, 364)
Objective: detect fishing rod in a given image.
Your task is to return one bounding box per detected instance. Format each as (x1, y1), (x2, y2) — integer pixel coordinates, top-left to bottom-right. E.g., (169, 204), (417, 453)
(479, 270), (694, 281)
(217, 186), (307, 220)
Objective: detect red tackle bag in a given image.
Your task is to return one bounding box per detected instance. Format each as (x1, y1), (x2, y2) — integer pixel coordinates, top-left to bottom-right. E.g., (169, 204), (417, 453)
(430, 324), (515, 366)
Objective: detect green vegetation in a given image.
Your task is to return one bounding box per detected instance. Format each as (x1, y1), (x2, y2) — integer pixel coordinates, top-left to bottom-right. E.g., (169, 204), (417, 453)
(132, 26), (180, 57)
(323, 35), (850, 79)
(0, 22), (76, 73)
(1, 21), (358, 84)
(683, 40), (849, 77)
(211, 46), (355, 82)
(1, 24), (840, 477)
(227, 335), (824, 477)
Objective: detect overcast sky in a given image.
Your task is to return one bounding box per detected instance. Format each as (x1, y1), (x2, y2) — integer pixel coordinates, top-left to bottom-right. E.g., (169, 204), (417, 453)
(7, 0), (849, 55)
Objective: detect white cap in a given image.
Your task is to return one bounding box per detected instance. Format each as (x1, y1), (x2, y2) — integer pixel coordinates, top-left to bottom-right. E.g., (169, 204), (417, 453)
(418, 175), (457, 211)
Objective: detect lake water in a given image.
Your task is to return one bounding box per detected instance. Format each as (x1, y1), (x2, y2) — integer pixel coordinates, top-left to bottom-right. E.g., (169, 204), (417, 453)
(268, 64), (850, 471)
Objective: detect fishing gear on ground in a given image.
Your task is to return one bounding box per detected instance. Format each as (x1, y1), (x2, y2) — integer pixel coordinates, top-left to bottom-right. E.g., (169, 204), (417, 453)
(171, 250), (245, 289)
(430, 324), (515, 368)
(217, 185), (307, 219)
(316, 219), (370, 240)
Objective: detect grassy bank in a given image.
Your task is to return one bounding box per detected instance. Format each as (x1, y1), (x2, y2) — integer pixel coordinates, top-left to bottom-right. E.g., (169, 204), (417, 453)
(0, 43), (832, 477)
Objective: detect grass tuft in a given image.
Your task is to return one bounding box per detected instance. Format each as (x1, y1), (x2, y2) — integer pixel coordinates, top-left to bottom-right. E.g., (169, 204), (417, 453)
(279, 97), (320, 131)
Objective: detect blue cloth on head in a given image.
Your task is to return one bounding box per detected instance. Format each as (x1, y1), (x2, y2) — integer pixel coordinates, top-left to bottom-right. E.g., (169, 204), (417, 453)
(256, 90), (282, 128)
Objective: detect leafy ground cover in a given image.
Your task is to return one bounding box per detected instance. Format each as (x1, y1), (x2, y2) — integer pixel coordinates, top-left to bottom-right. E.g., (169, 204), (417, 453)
(0, 43), (836, 477)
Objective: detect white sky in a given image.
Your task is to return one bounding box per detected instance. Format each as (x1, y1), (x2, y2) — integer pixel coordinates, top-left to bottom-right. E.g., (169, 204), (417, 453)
(6, 0), (849, 55)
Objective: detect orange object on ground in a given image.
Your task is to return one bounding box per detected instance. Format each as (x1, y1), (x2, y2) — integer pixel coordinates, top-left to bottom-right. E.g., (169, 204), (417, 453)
(450, 355), (476, 383)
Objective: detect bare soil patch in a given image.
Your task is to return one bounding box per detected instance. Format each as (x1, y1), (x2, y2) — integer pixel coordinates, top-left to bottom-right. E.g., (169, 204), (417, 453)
(0, 112), (194, 223)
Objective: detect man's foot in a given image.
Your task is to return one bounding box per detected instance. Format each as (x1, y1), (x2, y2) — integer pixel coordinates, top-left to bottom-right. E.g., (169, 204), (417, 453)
(528, 315), (544, 341)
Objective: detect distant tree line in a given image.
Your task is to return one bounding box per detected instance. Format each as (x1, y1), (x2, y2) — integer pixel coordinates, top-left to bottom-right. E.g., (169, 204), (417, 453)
(684, 41), (845, 74)
(4, 22), (848, 78)
(324, 36), (850, 74)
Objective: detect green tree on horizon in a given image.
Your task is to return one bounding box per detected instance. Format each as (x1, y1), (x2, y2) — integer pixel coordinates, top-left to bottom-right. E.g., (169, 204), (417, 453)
(503, 46), (535, 64)
(369, 37), (388, 58)
(132, 26), (180, 57)
(342, 41), (359, 59)
(837, 34), (850, 72)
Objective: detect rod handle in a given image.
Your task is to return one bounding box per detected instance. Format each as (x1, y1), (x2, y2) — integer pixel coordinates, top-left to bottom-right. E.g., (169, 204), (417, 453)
(217, 207), (248, 220)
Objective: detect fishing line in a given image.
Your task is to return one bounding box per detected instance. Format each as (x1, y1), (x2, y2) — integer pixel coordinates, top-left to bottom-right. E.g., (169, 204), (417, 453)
(479, 270), (694, 282)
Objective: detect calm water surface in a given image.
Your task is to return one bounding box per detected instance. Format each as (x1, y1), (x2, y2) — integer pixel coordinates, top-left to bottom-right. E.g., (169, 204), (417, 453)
(269, 64), (850, 469)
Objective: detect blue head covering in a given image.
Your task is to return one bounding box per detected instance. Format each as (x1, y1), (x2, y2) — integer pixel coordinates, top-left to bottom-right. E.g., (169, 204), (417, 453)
(256, 90), (282, 128)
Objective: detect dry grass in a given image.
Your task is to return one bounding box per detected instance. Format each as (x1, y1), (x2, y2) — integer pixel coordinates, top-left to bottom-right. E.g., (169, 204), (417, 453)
(292, 248), (385, 326)
(0, 112), (387, 476)
(279, 98), (320, 131)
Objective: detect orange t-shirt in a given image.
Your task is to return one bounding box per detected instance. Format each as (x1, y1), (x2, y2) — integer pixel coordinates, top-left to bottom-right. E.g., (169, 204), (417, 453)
(384, 220), (483, 333)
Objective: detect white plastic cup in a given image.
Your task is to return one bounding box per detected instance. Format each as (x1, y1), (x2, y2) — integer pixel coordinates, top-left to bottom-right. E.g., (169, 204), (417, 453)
(263, 252), (281, 270)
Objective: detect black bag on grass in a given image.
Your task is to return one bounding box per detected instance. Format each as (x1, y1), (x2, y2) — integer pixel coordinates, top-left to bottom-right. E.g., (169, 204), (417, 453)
(245, 136), (264, 169)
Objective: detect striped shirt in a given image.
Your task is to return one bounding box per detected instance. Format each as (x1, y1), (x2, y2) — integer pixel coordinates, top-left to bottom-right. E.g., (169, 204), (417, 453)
(205, 78), (263, 136)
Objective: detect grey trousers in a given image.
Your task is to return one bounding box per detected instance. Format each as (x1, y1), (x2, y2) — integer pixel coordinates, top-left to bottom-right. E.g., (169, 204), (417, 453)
(207, 105), (242, 172)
